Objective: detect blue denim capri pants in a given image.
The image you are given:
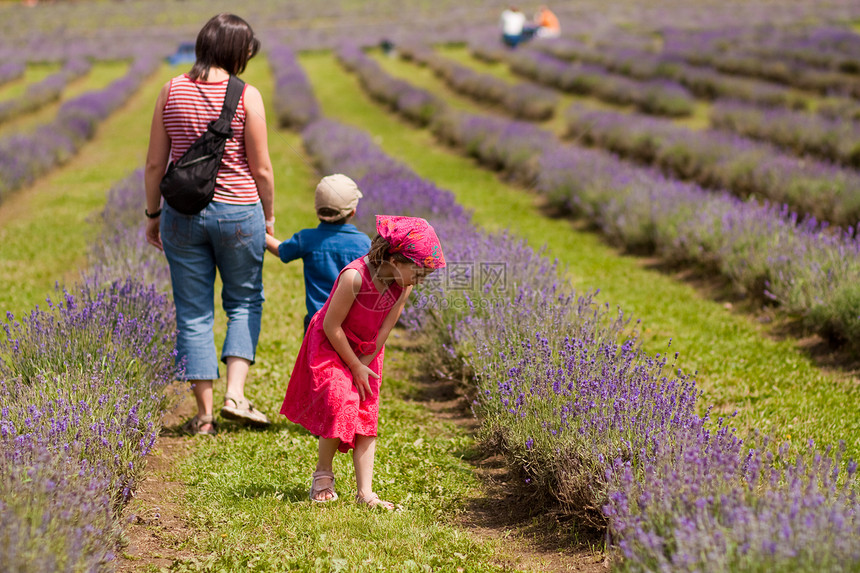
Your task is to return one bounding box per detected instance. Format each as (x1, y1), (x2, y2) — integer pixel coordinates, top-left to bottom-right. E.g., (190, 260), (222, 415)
(161, 201), (266, 381)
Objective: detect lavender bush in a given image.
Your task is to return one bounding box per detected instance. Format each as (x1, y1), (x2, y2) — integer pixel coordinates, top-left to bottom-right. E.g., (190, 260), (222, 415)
(606, 431), (860, 572)
(0, 61), (25, 88)
(337, 44), (448, 127)
(0, 170), (176, 569)
(663, 26), (860, 98)
(267, 43), (321, 129)
(711, 100), (860, 168)
(503, 47), (695, 118)
(528, 38), (807, 110)
(564, 103), (860, 227)
(395, 42), (558, 121)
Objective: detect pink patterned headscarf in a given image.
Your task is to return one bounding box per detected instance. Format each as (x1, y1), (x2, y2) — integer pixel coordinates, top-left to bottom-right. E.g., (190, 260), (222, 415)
(376, 215), (446, 269)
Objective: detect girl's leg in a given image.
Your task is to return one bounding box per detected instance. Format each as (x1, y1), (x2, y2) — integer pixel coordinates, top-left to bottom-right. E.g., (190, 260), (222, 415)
(312, 437), (340, 501)
(353, 435), (377, 500)
(354, 435), (393, 508)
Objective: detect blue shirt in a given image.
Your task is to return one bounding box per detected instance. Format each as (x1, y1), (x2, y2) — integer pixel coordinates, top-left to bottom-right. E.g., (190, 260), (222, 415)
(278, 222), (372, 319)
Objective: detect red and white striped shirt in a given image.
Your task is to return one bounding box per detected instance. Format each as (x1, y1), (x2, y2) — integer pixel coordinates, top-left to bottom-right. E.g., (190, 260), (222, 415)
(163, 74), (259, 205)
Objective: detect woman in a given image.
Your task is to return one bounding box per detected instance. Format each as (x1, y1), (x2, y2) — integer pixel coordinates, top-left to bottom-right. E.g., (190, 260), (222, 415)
(144, 13), (274, 435)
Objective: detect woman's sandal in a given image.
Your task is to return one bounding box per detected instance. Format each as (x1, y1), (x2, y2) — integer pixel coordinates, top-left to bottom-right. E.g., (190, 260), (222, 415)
(221, 393), (271, 427)
(309, 470), (338, 503)
(355, 492), (395, 511)
(181, 414), (217, 436)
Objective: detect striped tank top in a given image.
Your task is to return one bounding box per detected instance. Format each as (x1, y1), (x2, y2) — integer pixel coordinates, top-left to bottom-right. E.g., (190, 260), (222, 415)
(162, 74), (259, 205)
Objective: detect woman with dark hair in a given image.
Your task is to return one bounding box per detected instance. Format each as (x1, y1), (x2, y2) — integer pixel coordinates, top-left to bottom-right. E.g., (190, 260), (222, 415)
(144, 13), (274, 435)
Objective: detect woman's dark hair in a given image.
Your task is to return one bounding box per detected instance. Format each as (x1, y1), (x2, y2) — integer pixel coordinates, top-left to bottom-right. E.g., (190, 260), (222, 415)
(189, 13), (260, 81)
(367, 235), (412, 267)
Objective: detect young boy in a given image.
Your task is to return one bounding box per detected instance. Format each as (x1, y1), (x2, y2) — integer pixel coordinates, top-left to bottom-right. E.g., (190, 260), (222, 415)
(266, 174), (372, 333)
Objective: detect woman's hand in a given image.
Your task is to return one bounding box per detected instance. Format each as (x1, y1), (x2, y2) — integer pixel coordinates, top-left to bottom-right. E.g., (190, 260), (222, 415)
(349, 362), (379, 401)
(146, 217), (163, 250)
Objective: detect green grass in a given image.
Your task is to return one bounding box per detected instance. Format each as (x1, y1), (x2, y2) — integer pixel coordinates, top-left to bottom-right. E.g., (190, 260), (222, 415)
(299, 50), (860, 458)
(0, 61), (62, 102)
(0, 60), (131, 138)
(0, 62), (168, 316)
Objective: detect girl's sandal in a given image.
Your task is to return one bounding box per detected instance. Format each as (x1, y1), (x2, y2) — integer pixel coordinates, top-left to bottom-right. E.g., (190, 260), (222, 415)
(181, 414), (217, 436)
(309, 470), (338, 503)
(355, 492), (395, 511)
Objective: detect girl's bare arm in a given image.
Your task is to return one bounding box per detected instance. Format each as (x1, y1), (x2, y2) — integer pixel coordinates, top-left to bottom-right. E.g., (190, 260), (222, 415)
(360, 285), (413, 365)
(323, 269), (379, 400)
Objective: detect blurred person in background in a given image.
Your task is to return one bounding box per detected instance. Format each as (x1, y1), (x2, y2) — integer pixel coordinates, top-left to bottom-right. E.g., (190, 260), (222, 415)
(144, 13), (275, 435)
(533, 5), (561, 38)
(500, 6), (527, 48)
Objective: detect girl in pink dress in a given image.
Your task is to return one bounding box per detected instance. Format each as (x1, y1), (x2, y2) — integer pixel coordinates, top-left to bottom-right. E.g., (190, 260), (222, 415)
(281, 215), (446, 509)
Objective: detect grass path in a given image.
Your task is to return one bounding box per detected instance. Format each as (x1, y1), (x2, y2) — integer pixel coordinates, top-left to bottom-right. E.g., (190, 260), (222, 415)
(299, 51), (860, 457)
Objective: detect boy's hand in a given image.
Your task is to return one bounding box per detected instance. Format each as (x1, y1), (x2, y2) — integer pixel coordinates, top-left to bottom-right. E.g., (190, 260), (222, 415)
(265, 233), (281, 256)
(349, 363), (379, 401)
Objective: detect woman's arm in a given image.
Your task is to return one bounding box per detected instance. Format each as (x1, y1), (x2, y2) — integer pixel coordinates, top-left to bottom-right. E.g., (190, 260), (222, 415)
(323, 269), (379, 400)
(243, 84), (275, 235)
(360, 285), (413, 366)
(143, 81), (171, 251)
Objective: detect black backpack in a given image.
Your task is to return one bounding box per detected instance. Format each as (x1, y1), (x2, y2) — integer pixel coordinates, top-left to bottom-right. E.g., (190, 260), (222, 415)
(159, 75), (245, 215)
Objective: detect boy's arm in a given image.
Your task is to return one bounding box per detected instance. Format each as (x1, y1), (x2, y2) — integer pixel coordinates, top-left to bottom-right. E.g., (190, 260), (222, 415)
(265, 233), (280, 256)
(276, 233), (302, 263)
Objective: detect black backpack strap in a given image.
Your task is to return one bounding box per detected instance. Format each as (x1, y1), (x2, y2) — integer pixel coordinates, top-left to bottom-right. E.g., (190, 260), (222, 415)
(219, 75), (245, 123)
(206, 75), (245, 138)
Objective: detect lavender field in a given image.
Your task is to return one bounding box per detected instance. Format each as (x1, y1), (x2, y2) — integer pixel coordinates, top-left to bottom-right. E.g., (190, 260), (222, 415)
(1, 0), (859, 571)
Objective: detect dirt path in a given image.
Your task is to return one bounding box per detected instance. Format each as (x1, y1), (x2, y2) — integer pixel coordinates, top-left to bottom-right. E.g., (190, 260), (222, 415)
(118, 396), (201, 571)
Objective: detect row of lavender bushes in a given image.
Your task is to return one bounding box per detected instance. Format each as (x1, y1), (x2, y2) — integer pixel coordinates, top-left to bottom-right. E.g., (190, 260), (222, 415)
(710, 100), (860, 168)
(333, 43), (860, 353)
(266, 43), (321, 129)
(0, 58), (92, 125)
(0, 61), (25, 88)
(270, 43), (860, 570)
(521, 37), (808, 111)
(531, 32), (860, 122)
(296, 107), (860, 572)
(336, 44), (447, 127)
(662, 26), (860, 98)
(0, 170), (177, 571)
(393, 42), (559, 121)
(563, 103), (860, 228)
(0, 55), (159, 205)
(736, 24), (860, 74)
(473, 41), (696, 118)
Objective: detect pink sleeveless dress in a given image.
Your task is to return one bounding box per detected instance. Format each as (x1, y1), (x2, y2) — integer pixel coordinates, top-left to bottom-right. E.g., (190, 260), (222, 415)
(280, 257), (403, 452)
